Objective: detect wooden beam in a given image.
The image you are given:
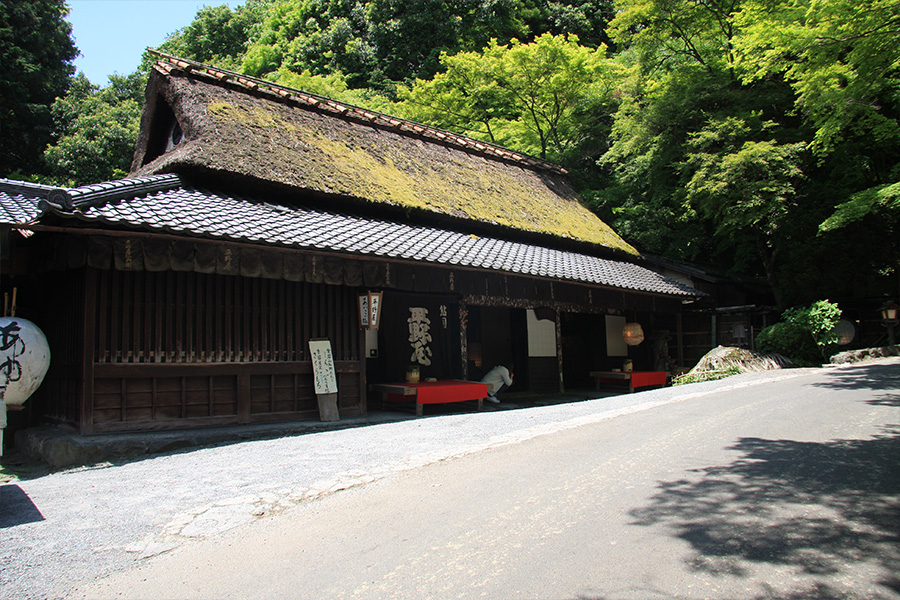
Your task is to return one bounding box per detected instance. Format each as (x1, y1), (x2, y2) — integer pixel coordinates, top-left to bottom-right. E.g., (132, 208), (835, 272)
(79, 268), (97, 434)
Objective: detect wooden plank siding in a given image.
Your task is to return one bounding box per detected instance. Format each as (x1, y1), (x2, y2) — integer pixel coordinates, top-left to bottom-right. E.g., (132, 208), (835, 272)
(26, 241), (691, 433)
(59, 267), (365, 433)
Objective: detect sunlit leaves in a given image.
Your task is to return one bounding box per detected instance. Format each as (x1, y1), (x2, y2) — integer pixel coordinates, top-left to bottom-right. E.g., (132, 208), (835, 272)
(734, 0), (900, 156)
(400, 34), (618, 161)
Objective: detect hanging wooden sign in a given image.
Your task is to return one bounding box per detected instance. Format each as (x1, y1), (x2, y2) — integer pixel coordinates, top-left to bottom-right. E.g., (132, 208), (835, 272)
(358, 291), (383, 330)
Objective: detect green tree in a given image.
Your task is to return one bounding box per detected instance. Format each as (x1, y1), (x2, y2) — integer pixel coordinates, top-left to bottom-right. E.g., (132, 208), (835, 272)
(735, 0), (900, 157)
(596, 0), (896, 306)
(734, 0), (900, 299)
(0, 0), (77, 178)
(683, 115), (806, 296)
(43, 72), (145, 186)
(155, 0), (273, 71)
(236, 0), (615, 92)
(609, 0), (741, 74)
(597, 0), (759, 264)
(399, 33), (618, 162)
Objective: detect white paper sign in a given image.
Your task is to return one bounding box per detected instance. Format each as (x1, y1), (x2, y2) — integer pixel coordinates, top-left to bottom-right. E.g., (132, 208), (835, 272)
(308, 339), (338, 395)
(605, 315), (628, 357)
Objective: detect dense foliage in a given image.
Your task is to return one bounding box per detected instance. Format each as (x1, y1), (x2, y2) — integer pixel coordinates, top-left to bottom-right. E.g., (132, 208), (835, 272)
(43, 72), (145, 186)
(0, 0), (77, 178)
(756, 300), (843, 365)
(6, 0), (899, 307)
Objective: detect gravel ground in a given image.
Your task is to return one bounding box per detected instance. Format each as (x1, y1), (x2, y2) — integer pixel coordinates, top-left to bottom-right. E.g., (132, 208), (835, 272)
(0, 368), (822, 599)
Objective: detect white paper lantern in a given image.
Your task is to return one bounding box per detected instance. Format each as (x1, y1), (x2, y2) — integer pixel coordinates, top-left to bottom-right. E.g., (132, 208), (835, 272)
(830, 319), (855, 345)
(0, 317), (50, 406)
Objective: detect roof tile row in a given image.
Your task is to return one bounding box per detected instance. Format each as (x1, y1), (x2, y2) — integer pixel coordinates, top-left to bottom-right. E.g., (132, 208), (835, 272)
(0, 179), (698, 297)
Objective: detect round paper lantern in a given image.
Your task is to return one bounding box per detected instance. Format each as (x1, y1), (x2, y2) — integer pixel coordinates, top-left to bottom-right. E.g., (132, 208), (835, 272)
(830, 319), (855, 346)
(622, 322), (645, 346)
(0, 317), (51, 406)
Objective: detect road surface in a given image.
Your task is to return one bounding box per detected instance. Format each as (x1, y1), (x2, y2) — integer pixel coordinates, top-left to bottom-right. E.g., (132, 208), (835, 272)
(70, 361), (899, 600)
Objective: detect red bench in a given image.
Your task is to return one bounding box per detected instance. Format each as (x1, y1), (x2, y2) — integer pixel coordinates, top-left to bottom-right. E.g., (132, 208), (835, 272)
(590, 371), (667, 393)
(372, 380), (488, 416)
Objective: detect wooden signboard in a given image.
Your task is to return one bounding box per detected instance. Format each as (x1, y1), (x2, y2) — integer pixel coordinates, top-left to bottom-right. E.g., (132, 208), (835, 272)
(308, 338), (339, 421)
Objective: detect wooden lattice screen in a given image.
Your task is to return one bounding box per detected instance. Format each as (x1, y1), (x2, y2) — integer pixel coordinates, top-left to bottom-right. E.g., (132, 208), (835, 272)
(93, 268), (360, 364)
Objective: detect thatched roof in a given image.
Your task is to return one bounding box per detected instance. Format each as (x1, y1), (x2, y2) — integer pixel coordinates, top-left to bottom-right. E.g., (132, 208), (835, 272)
(130, 54), (637, 257)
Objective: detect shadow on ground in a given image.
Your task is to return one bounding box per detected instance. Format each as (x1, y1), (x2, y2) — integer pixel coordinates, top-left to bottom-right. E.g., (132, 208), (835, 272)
(0, 483), (45, 528)
(813, 364), (900, 407)
(630, 426), (900, 599)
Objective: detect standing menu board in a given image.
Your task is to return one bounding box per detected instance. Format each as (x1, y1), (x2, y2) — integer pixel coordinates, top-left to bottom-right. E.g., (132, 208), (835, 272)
(308, 338), (339, 421)
(309, 338), (338, 394)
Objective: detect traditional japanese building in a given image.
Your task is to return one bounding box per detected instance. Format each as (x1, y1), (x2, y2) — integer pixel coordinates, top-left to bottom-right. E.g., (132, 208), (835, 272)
(0, 53), (699, 435)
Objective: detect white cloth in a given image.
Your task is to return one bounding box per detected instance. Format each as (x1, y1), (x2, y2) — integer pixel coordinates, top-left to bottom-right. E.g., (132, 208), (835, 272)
(480, 365), (513, 396)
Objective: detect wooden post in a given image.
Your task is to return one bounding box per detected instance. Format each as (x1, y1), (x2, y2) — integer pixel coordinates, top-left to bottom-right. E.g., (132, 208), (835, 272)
(459, 300), (468, 380)
(676, 312), (685, 368)
(80, 268), (97, 434)
(555, 308), (564, 393)
(358, 321), (367, 415)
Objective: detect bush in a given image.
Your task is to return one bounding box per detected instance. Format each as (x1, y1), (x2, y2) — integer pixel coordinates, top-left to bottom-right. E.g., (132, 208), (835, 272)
(756, 300), (842, 366)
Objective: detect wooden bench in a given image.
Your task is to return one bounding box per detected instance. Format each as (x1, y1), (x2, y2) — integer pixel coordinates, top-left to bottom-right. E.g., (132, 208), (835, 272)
(372, 380), (488, 416)
(589, 371), (667, 394)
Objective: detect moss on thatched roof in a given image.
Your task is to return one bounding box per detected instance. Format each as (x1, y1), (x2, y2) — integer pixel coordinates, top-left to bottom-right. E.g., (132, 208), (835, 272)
(131, 56), (637, 256)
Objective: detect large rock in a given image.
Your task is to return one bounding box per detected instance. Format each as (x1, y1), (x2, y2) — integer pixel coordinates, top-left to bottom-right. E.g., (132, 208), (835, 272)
(830, 345), (900, 365)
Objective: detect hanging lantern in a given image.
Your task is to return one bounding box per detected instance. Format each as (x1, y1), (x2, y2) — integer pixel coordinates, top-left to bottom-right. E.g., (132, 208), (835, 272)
(358, 291), (384, 330)
(0, 317), (50, 407)
(622, 322), (645, 346)
(829, 319), (856, 345)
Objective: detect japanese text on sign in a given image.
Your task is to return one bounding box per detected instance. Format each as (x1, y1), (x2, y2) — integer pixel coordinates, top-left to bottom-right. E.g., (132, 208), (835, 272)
(308, 339), (338, 394)
(408, 307), (433, 366)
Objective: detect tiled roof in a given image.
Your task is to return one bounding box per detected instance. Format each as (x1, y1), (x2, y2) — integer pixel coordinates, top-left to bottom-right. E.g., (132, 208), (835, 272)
(48, 174), (182, 210)
(0, 179), (52, 225)
(27, 181), (698, 297)
(0, 175), (185, 225)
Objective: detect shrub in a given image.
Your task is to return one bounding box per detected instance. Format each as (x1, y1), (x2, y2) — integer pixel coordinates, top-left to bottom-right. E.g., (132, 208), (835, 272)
(756, 300), (842, 366)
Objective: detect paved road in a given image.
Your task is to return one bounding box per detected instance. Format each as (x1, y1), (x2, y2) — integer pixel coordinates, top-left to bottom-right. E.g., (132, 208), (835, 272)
(2, 361), (898, 599)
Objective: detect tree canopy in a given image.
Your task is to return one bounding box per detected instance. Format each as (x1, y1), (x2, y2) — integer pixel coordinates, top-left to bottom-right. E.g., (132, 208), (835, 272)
(398, 34), (618, 161)
(43, 72), (145, 186)
(0, 0), (77, 178)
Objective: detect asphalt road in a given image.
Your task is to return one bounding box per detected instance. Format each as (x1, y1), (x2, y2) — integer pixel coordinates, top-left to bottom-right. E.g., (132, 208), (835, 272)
(64, 360), (900, 600)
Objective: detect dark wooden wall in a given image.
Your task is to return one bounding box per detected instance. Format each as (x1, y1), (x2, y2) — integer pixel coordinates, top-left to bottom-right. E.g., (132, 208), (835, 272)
(36, 266), (364, 434)
(23, 232), (690, 433)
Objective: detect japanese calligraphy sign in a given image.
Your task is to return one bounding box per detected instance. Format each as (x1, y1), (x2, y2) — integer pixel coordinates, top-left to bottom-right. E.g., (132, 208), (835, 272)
(308, 338), (338, 395)
(358, 291), (383, 329)
(408, 307), (433, 366)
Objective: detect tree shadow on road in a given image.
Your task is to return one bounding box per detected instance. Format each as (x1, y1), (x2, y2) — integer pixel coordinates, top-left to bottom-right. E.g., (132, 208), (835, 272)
(630, 428), (900, 599)
(811, 363), (900, 408)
